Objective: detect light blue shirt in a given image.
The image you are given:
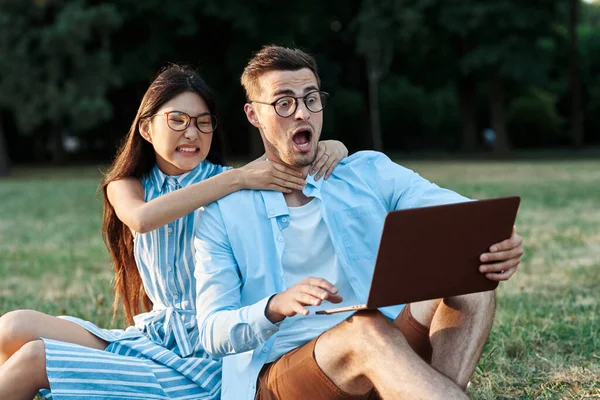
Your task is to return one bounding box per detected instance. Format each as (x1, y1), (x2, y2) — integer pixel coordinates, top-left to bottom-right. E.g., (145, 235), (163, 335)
(193, 151), (469, 400)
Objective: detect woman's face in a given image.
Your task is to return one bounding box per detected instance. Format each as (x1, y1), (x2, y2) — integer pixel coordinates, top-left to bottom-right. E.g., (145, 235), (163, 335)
(141, 91), (214, 176)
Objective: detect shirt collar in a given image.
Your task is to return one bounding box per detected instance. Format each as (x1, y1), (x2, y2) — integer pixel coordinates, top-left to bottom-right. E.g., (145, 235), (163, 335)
(304, 171), (324, 194)
(260, 171), (324, 219)
(149, 160), (212, 192)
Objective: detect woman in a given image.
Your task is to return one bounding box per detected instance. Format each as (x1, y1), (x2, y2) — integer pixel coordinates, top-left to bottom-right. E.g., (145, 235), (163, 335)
(0, 65), (348, 399)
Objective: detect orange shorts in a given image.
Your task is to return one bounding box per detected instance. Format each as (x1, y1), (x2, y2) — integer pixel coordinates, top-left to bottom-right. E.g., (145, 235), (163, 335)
(255, 304), (432, 400)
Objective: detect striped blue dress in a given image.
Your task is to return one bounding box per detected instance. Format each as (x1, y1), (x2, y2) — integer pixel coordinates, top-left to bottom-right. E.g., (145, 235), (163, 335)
(39, 160), (229, 400)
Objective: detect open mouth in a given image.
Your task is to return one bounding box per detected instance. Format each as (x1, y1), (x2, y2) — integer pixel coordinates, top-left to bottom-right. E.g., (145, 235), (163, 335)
(291, 129), (313, 152)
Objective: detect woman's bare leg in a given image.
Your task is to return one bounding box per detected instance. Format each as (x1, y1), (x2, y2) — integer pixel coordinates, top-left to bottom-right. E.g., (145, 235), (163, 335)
(0, 310), (110, 398)
(0, 309), (109, 364)
(0, 340), (50, 400)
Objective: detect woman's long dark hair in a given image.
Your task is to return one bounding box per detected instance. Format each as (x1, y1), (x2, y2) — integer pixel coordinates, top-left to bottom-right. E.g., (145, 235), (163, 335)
(100, 65), (225, 325)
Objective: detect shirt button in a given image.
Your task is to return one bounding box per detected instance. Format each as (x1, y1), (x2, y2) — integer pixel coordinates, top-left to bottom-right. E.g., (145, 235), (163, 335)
(281, 217), (288, 223)
(167, 266), (172, 272)
(268, 210), (274, 217)
(174, 294), (179, 299)
(266, 330), (273, 335)
(278, 236), (284, 242)
(167, 227), (173, 234)
(262, 347), (269, 353)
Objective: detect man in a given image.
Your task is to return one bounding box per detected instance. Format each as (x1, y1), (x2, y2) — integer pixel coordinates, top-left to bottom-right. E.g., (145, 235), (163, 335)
(194, 45), (524, 400)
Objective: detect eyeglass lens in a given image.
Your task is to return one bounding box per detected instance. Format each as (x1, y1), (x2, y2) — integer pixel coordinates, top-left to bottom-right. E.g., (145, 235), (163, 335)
(166, 112), (216, 133)
(275, 92), (327, 117)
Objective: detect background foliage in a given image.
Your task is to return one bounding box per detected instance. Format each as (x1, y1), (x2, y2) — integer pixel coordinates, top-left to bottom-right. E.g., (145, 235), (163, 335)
(0, 0), (599, 174)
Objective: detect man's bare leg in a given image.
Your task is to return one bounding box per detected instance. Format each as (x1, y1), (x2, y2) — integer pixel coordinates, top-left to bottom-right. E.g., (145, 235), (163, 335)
(313, 310), (467, 400)
(411, 290), (496, 389)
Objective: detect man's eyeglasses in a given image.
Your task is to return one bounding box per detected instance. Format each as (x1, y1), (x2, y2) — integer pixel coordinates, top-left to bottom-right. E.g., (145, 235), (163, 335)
(150, 111), (217, 133)
(251, 90), (329, 118)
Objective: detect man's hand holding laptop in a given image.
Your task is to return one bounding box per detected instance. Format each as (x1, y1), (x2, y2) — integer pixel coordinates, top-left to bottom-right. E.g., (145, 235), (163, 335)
(479, 225), (524, 281)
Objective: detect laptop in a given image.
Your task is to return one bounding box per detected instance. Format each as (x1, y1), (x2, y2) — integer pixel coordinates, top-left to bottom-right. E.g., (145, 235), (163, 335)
(316, 196), (521, 315)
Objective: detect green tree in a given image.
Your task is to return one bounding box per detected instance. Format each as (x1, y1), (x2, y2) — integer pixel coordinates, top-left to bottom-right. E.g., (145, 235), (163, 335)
(354, 0), (398, 151)
(568, 0), (584, 147)
(0, 115), (8, 176)
(0, 0), (121, 164)
(406, 0), (559, 153)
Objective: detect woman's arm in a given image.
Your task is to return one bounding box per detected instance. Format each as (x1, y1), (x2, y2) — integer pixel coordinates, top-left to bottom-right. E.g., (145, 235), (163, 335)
(107, 163), (304, 234)
(108, 140), (349, 234)
(310, 140), (349, 180)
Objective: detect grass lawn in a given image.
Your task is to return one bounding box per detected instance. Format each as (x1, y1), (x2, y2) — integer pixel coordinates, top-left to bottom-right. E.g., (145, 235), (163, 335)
(1, 160), (599, 399)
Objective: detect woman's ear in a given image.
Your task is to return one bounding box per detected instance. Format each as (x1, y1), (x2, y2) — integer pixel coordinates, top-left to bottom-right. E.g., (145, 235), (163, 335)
(139, 119), (153, 143)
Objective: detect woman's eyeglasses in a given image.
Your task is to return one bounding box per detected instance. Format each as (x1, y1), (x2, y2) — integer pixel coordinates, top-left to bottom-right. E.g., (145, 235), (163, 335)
(150, 111), (217, 133)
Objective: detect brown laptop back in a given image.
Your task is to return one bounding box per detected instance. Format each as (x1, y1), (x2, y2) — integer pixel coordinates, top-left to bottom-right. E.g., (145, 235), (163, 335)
(366, 196), (520, 309)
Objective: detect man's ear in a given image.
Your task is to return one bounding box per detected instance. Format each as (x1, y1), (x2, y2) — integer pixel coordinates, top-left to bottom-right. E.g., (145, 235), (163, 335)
(139, 119), (153, 143)
(244, 103), (262, 129)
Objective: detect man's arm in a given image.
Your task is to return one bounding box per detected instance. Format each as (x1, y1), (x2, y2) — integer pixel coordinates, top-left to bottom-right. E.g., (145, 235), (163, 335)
(368, 153), (470, 211)
(368, 152), (523, 280)
(193, 202), (279, 358)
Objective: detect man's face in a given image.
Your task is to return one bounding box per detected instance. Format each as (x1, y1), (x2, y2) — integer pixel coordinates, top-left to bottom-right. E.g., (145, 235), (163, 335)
(244, 68), (323, 168)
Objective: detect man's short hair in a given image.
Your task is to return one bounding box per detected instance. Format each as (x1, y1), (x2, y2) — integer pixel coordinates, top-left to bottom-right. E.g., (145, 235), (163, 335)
(241, 45), (321, 101)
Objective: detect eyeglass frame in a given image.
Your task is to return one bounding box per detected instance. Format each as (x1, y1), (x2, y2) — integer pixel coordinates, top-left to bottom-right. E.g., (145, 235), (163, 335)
(250, 90), (329, 118)
(148, 111), (218, 133)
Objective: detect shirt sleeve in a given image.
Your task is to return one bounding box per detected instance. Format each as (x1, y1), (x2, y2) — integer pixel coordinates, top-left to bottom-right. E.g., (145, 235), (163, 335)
(368, 152), (471, 211)
(194, 202), (279, 358)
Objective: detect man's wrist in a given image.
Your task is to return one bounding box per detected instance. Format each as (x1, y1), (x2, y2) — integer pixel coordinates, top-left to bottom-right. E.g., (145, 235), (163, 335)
(265, 294), (284, 323)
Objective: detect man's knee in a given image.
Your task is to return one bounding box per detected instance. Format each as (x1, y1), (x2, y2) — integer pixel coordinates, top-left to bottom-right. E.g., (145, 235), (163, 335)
(345, 310), (404, 346)
(0, 310), (40, 357)
(443, 290), (495, 315)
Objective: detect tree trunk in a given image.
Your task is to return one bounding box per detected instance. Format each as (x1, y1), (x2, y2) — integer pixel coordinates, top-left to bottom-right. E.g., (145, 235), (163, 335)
(569, 0), (584, 148)
(454, 36), (478, 153)
(0, 116), (10, 176)
(366, 57), (383, 151)
(457, 73), (478, 152)
(488, 68), (510, 154)
(49, 125), (66, 165)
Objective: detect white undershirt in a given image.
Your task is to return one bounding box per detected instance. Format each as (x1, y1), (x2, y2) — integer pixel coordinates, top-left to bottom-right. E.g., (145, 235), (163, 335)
(267, 198), (360, 362)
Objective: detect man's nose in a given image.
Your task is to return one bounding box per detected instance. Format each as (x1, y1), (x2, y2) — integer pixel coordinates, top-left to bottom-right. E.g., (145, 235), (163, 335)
(293, 100), (311, 121)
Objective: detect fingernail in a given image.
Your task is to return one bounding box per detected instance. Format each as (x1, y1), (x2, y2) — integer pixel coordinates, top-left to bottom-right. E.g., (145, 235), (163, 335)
(479, 266), (486, 273)
(331, 286), (338, 294)
(481, 254), (488, 262)
(491, 246), (498, 252)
